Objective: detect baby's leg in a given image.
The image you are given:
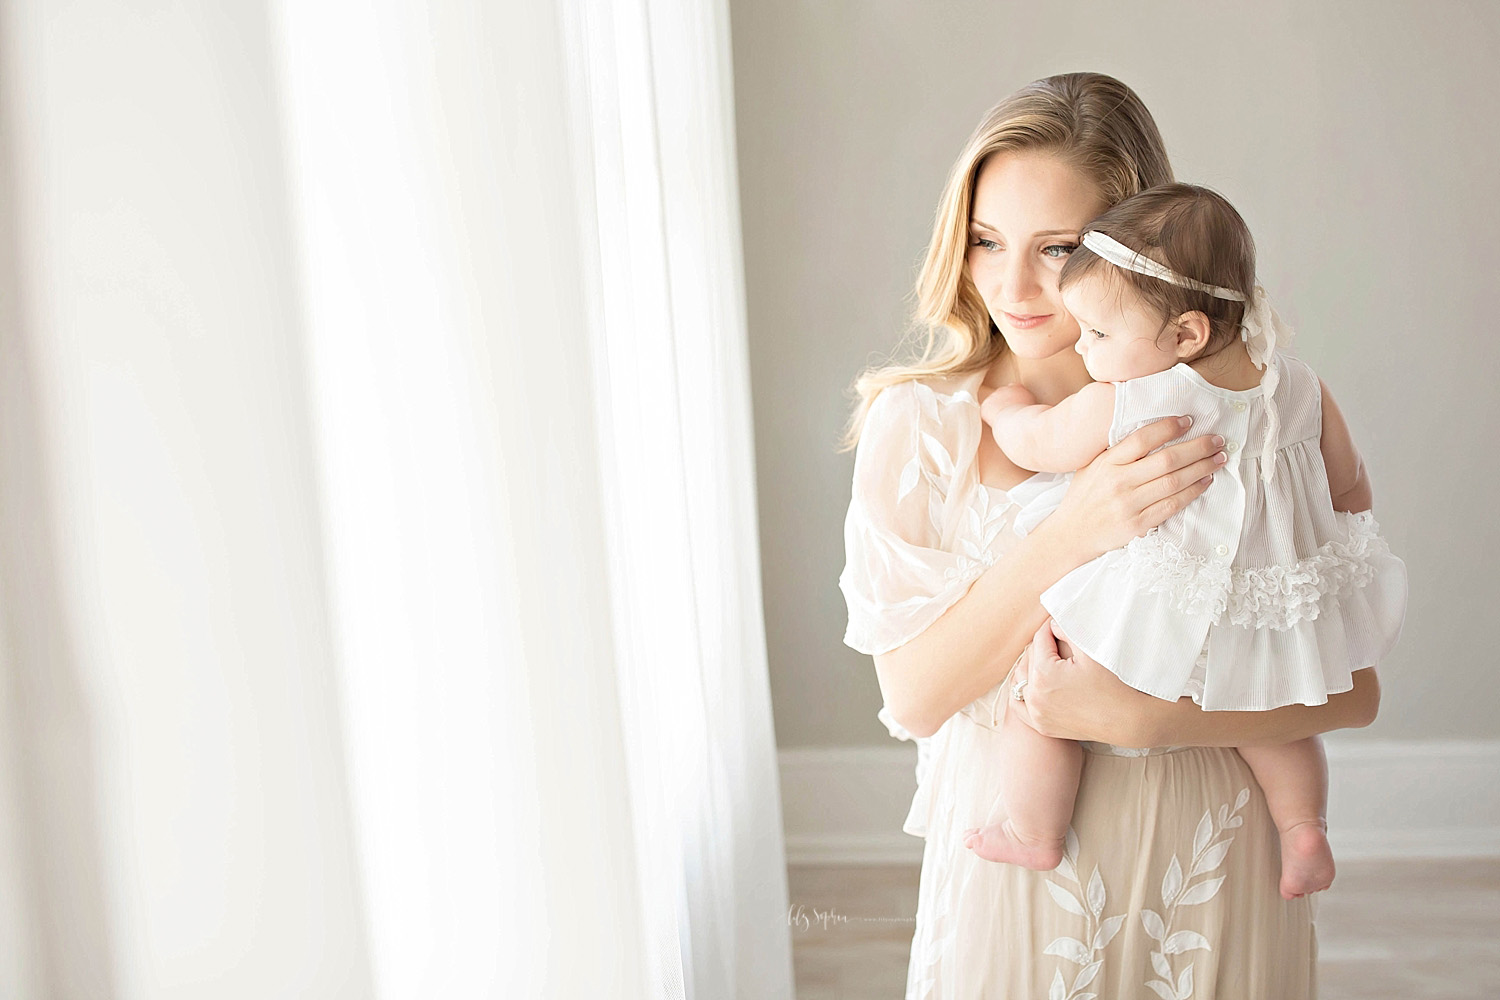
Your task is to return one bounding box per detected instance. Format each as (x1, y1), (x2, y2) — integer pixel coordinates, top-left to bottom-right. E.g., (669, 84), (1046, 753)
(961, 683), (1081, 870)
(1237, 737), (1335, 900)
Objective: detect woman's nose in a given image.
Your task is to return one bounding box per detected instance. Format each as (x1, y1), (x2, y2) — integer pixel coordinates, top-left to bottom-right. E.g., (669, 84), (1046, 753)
(1002, 254), (1042, 303)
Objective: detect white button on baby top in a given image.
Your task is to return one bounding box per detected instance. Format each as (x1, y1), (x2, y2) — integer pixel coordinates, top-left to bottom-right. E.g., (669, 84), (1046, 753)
(1226, 440), (1240, 454)
(1232, 400), (1247, 412)
(1215, 544), (1229, 557)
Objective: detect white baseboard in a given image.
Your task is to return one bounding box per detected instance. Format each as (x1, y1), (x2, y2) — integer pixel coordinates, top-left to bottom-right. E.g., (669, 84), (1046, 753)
(780, 739), (1500, 866)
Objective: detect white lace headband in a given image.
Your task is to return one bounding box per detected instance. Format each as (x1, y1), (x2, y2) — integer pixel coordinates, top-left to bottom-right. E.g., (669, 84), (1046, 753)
(1079, 229), (1295, 484)
(1081, 231), (1246, 301)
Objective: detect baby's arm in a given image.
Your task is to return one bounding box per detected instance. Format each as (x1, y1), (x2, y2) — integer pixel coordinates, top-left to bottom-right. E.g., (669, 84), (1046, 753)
(1318, 378), (1373, 513)
(980, 382), (1116, 474)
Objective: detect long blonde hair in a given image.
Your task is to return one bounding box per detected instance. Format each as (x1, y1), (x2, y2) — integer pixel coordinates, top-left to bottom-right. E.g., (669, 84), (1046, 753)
(837, 72), (1174, 453)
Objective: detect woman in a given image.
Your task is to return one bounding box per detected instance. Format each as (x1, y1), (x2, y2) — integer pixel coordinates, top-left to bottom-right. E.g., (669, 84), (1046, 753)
(837, 73), (1380, 998)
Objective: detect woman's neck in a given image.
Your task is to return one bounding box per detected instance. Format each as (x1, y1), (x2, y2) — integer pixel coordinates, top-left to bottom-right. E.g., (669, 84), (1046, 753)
(985, 348), (1093, 405)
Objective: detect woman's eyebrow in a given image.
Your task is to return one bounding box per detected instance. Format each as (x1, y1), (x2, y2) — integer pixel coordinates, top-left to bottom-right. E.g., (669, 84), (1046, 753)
(968, 220), (1080, 239)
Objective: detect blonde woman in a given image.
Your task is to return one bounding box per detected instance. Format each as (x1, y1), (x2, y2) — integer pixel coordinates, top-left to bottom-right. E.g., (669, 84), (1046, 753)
(838, 73), (1380, 998)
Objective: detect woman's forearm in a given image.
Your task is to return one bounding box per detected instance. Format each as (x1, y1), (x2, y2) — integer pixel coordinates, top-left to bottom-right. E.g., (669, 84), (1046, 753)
(873, 513), (1094, 738)
(1127, 668), (1381, 748)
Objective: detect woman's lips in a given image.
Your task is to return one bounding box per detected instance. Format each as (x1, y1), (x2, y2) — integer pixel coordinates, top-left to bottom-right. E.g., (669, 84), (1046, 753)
(1002, 311), (1052, 330)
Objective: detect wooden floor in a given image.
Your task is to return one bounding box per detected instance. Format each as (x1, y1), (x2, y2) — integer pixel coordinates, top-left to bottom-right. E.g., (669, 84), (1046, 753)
(788, 858), (1500, 999)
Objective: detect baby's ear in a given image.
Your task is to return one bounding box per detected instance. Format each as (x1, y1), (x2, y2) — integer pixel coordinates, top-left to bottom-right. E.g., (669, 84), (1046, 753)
(1172, 311), (1212, 359)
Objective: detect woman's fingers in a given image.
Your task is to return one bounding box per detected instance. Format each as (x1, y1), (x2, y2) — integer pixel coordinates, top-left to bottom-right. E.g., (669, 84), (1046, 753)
(1009, 694), (1040, 731)
(1108, 414), (1194, 464)
(1135, 472), (1213, 529)
(1032, 619), (1060, 659)
(1138, 435), (1225, 487)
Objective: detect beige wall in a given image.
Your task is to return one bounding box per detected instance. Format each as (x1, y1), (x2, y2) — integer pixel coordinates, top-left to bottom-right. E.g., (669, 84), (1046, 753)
(734, 0), (1500, 747)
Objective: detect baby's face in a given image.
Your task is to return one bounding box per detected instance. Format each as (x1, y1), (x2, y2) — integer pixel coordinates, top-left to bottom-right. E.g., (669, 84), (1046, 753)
(1061, 273), (1182, 383)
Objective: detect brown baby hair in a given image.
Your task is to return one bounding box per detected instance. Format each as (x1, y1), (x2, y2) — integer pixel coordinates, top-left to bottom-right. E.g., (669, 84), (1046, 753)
(1058, 182), (1256, 361)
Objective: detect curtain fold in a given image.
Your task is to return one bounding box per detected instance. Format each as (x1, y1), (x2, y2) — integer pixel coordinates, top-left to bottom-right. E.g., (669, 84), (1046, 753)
(562, 0), (794, 995)
(0, 0), (792, 996)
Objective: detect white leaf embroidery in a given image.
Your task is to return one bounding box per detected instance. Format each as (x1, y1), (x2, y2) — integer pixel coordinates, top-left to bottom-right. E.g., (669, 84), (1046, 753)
(929, 492), (947, 540)
(1176, 875), (1226, 907)
(1043, 937), (1091, 965)
(1050, 968), (1067, 1000)
(1086, 866), (1105, 918)
(1140, 791), (1242, 999)
(1046, 880), (1087, 917)
(1055, 850), (1078, 885)
(1161, 855), (1183, 907)
(1073, 959), (1104, 994)
(1176, 963), (1195, 1000)
(913, 381), (941, 425)
(1192, 811), (1213, 859)
(897, 455), (920, 502)
(1190, 840), (1232, 877)
(1164, 930), (1212, 955)
(921, 431), (954, 480)
(1093, 915), (1126, 952)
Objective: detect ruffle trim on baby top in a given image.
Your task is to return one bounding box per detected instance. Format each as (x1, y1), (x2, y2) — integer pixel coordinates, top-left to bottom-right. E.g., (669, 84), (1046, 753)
(1119, 509), (1390, 631)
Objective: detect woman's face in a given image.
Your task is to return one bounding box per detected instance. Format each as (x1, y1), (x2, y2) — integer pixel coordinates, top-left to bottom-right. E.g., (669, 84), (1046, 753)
(966, 152), (1110, 360)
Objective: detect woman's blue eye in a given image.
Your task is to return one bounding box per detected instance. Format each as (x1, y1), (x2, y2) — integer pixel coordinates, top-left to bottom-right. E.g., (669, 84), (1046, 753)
(971, 238), (1000, 251)
(1042, 244), (1078, 259)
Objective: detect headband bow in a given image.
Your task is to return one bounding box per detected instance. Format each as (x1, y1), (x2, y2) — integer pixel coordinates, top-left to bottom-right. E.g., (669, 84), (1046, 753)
(1080, 231), (1296, 483)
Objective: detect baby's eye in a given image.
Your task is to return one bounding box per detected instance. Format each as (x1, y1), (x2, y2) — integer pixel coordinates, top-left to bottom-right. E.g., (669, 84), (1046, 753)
(1041, 244), (1078, 259)
(970, 237), (1001, 251)
(1090, 329), (1106, 339)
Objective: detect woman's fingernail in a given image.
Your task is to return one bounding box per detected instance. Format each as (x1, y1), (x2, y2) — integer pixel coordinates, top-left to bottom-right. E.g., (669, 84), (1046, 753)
(1178, 416), (1193, 428)
(1215, 451), (1228, 464)
(1212, 435), (1225, 447)
(1199, 475), (1214, 486)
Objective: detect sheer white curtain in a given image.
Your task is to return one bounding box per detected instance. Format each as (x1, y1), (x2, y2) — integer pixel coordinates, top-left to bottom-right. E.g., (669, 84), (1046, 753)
(0, 0), (791, 997)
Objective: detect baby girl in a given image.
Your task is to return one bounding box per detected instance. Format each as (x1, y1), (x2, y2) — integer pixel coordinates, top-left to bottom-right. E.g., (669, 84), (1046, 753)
(962, 183), (1407, 900)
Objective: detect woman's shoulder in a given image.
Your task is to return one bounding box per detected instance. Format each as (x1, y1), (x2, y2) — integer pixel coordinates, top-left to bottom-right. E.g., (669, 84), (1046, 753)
(864, 370), (984, 442)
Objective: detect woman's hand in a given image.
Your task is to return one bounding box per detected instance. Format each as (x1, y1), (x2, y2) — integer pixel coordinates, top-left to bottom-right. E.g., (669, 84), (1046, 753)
(1012, 618), (1384, 748)
(1010, 619), (1155, 744)
(1052, 415), (1227, 560)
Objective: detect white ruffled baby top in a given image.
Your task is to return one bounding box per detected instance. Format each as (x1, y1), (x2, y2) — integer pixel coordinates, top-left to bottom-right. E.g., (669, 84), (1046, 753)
(1012, 354), (1407, 711)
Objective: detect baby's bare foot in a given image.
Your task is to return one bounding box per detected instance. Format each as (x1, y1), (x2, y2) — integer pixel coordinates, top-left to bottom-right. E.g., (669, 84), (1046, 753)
(961, 820), (1064, 870)
(1278, 820), (1335, 900)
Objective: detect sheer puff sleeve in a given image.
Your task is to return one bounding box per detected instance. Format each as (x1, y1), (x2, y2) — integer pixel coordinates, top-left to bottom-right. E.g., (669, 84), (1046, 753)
(837, 377), (995, 659)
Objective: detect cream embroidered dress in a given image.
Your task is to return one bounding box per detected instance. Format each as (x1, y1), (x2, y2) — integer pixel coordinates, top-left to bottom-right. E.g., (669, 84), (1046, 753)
(839, 368), (1318, 1000)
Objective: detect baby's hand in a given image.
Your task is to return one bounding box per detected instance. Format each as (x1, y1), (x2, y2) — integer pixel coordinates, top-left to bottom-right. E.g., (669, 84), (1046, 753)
(979, 383), (1037, 427)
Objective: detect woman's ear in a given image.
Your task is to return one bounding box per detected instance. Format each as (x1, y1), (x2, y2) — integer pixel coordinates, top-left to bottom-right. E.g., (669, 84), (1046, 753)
(1172, 311), (1212, 359)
